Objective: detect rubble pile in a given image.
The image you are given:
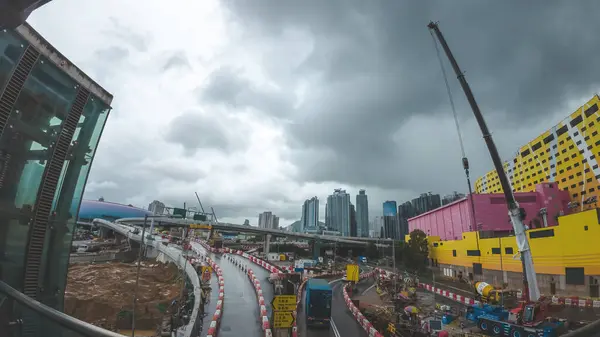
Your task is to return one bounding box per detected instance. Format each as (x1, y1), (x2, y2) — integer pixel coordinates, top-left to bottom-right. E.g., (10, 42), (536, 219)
(64, 261), (183, 330)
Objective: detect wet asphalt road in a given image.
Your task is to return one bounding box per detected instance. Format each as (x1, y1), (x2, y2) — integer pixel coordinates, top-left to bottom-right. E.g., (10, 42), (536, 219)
(330, 279), (369, 337)
(213, 253), (263, 337)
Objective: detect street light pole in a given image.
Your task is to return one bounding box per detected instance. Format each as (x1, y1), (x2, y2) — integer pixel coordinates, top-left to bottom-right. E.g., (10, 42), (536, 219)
(131, 215), (147, 337)
(392, 239), (397, 296)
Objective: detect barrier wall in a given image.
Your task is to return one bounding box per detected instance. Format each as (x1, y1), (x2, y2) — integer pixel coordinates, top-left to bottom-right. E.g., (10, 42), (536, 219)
(222, 247), (283, 273)
(342, 271), (383, 337)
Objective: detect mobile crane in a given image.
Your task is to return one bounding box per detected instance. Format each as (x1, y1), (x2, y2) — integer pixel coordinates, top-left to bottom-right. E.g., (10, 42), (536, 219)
(428, 22), (567, 337)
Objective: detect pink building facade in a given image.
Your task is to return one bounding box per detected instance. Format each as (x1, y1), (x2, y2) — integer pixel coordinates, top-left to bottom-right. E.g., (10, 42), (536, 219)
(408, 183), (571, 241)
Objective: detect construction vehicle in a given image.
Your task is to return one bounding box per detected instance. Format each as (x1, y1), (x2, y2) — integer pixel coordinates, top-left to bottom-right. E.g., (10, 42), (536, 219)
(474, 282), (516, 306)
(428, 22), (567, 337)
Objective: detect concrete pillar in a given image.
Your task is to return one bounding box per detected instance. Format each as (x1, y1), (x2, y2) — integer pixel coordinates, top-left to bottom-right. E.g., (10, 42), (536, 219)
(264, 234), (271, 255)
(312, 240), (321, 260)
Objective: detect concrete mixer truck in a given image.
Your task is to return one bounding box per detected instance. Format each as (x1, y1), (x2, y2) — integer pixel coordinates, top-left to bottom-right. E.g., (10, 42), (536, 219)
(474, 282), (515, 305)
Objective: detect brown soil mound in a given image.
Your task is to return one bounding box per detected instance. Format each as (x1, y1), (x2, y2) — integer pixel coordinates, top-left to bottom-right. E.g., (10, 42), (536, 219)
(64, 261), (183, 330)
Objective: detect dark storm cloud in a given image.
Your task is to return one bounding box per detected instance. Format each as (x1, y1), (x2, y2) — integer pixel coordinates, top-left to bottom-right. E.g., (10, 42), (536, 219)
(164, 111), (243, 156)
(221, 0), (600, 193)
(198, 67), (294, 117)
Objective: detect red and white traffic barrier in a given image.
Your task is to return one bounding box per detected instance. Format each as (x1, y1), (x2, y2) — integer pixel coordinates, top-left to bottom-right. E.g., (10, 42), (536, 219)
(373, 267), (600, 310)
(223, 247), (284, 273)
(342, 270), (384, 337)
(205, 257), (224, 337)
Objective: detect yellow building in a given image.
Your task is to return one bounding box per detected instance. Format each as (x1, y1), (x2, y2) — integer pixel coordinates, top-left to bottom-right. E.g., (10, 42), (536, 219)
(475, 95), (600, 205)
(428, 208), (600, 298)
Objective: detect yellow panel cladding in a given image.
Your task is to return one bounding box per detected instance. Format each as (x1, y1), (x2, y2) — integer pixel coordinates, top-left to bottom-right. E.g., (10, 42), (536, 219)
(475, 95), (600, 202)
(428, 209), (600, 275)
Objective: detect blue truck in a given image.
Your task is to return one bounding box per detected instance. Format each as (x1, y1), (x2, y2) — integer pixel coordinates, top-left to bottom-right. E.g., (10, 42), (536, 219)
(305, 278), (333, 328)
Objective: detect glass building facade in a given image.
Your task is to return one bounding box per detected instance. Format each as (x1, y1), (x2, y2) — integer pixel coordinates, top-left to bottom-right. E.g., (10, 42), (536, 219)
(0, 22), (112, 319)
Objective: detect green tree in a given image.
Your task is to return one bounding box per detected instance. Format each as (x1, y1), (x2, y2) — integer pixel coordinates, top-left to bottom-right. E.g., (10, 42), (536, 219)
(402, 229), (429, 272)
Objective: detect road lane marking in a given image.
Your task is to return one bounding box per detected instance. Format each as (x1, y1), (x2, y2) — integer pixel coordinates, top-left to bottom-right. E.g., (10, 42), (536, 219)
(361, 283), (376, 295)
(331, 319), (341, 337)
(328, 278), (344, 337)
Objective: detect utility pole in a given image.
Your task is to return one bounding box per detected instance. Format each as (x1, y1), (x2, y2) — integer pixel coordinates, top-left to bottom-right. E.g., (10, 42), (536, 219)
(131, 216), (147, 337)
(392, 238), (397, 296)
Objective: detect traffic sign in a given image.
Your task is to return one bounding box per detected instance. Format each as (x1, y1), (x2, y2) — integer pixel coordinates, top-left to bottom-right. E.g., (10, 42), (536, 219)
(271, 295), (297, 311)
(272, 311), (295, 328)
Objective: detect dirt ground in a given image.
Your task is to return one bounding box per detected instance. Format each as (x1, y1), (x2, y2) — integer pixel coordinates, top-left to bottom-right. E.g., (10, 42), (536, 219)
(64, 261), (183, 330)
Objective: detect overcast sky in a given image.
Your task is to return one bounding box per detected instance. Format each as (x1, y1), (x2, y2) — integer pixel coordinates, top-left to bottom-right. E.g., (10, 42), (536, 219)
(28, 0), (600, 226)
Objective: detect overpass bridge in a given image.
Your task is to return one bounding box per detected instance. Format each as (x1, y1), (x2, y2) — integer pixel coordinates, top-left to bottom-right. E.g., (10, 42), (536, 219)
(111, 216), (393, 246)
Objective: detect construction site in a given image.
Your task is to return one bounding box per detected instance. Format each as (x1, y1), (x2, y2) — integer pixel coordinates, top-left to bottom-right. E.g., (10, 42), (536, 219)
(64, 261), (185, 334)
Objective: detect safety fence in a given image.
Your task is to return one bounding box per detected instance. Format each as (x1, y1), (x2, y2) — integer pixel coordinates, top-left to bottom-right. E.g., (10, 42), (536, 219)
(225, 254), (273, 337)
(222, 247), (283, 273)
(188, 242), (226, 337)
(375, 268), (600, 310)
(342, 270), (384, 337)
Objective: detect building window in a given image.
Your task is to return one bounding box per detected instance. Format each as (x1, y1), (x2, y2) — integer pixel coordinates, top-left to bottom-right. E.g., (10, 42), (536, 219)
(505, 247), (514, 255)
(491, 248), (501, 254)
(452, 250), (457, 257)
(529, 229), (555, 239)
(565, 267), (585, 285)
(585, 103), (598, 117)
(466, 250), (481, 256)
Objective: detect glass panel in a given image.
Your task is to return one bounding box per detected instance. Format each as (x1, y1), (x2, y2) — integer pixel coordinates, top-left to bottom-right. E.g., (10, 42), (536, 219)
(0, 53), (78, 292)
(8, 302), (89, 337)
(0, 30), (26, 91)
(41, 97), (110, 310)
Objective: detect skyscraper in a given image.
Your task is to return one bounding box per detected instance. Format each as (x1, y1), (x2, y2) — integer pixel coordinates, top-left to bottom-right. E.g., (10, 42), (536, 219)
(325, 189), (351, 236)
(398, 201), (416, 241)
(411, 192), (441, 215)
(356, 189), (369, 237)
(350, 204), (357, 237)
(258, 211), (279, 229)
(301, 196), (319, 233)
(383, 200), (399, 239)
(148, 200), (165, 215)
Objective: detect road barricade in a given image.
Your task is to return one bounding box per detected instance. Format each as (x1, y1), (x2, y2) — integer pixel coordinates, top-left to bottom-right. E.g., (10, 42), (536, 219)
(225, 253), (273, 337)
(204, 256), (224, 337)
(342, 270), (383, 337)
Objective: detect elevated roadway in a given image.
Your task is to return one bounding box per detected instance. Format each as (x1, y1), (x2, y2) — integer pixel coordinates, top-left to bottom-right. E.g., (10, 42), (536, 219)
(112, 217), (392, 246)
(193, 243), (262, 337)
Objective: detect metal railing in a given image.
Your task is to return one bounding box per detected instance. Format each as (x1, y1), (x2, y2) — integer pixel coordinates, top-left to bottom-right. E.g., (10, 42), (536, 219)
(0, 280), (124, 337)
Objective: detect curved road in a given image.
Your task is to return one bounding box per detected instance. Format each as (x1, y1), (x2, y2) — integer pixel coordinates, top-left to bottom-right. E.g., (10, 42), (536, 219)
(212, 253), (263, 337)
(297, 278), (370, 337)
(199, 257), (218, 335)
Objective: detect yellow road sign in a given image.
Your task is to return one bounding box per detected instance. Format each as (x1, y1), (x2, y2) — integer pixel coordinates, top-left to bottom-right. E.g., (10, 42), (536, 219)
(346, 264), (359, 282)
(388, 322), (396, 333)
(190, 224), (212, 230)
(272, 311), (295, 328)
(271, 295), (297, 311)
